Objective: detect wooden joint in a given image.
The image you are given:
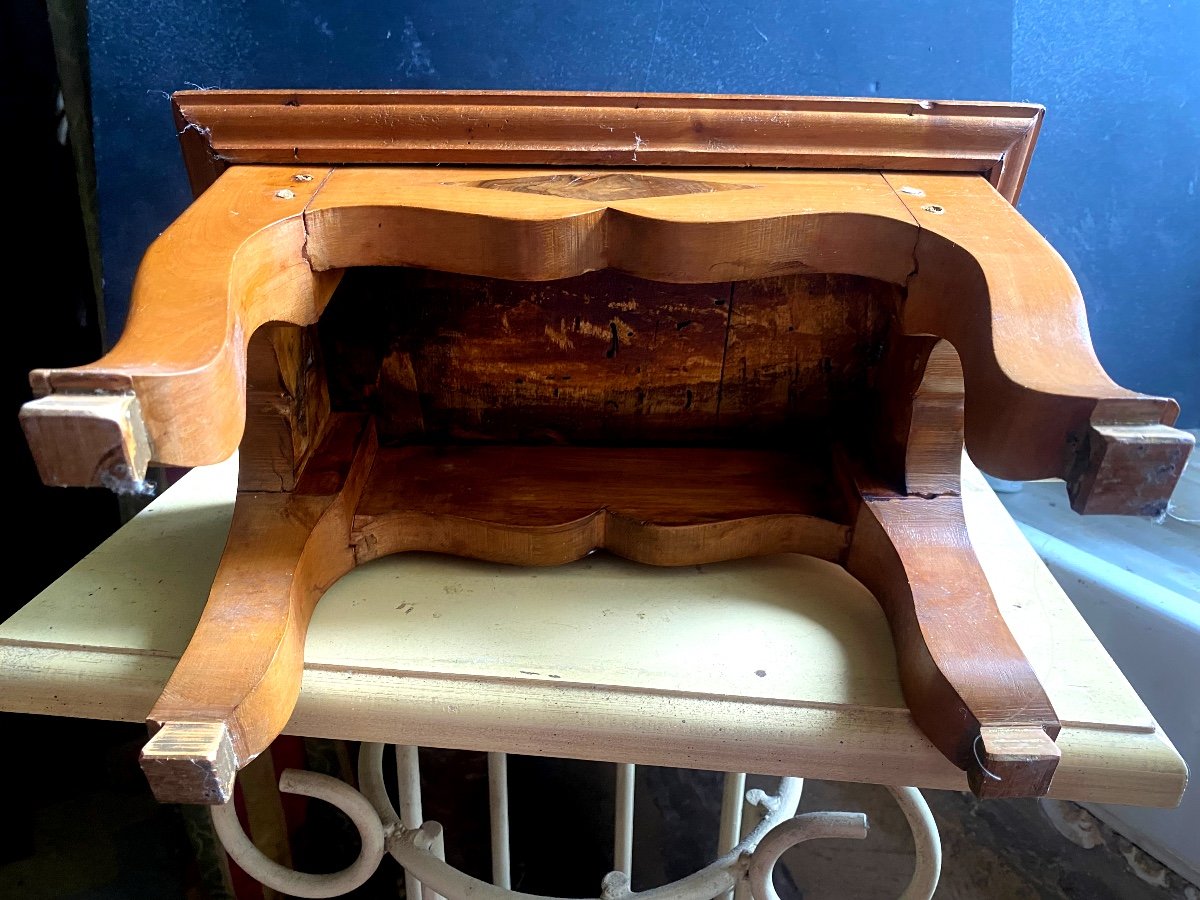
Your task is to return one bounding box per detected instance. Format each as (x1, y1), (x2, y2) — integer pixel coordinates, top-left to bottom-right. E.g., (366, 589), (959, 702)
(19, 393), (152, 492)
(1065, 423), (1194, 516)
(967, 725), (1061, 799)
(140, 721), (237, 805)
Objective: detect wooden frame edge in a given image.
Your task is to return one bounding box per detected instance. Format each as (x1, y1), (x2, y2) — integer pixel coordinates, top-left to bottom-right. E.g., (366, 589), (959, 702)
(172, 90), (1043, 203)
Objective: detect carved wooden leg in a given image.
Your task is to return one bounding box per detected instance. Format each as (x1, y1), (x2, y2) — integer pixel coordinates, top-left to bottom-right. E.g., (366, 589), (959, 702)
(141, 416), (376, 803)
(883, 173), (1192, 512)
(846, 493), (1060, 798)
(849, 334), (1060, 797)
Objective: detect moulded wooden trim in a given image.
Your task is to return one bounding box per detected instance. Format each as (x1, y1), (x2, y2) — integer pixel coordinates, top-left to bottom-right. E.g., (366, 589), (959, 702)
(172, 89), (1043, 202)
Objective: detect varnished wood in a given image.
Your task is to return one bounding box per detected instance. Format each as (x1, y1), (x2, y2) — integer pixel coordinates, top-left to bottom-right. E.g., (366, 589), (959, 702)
(172, 90), (1043, 201)
(303, 168), (918, 284)
(353, 446), (850, 567)
(27, 165), (1187, 507)
(885, 172), (1193, 509)
(844, 339), (1062, 798)
(469, 172), (751, 201)
(846, 489), (1061, 797)
(142, 414), (375, 802)
(19, 91), (1191, 805)
(28, 166), (342, 476)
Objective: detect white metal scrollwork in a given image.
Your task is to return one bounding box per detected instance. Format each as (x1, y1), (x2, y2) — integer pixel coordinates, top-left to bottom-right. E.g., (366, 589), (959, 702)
(210, 743), (941, 899)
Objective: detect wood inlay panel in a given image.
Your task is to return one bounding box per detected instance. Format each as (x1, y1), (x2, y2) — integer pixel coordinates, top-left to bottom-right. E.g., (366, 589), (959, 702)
(464, 172), (753, 201)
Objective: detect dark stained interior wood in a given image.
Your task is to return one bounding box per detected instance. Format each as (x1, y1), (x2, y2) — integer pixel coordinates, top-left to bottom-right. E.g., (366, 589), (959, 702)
(316, 268), (901, 447)
(239, 323), (331, 492)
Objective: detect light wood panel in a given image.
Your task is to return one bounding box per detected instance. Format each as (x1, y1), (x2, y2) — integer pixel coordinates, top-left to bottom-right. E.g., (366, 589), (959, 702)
(303, 168), (918, 284)
(141, 415), (376, 803)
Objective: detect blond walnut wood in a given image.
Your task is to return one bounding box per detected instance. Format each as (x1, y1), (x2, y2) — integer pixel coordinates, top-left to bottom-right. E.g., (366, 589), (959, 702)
(17, 91), (1191, 805)
(23, 163), (1189, 509)
(26, 167), (341, 479)
(884, 172), (1192, 508)
(144, 414), (376, 798)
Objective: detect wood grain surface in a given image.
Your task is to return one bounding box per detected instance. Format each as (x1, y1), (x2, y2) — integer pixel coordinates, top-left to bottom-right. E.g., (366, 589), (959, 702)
(142, 414), (376, 803)
(17, 92), (1191, 804)
(171, 90), (1043, 202)
(27, 166), (341, 471)
(352, 446), (850, 567)
(318, 268), (899, 446)
(0, 454), (1185, 808)
(26, 164), (1187, 508)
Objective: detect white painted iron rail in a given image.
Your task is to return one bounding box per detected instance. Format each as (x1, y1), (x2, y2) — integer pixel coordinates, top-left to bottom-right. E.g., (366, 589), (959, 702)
(211, 743), (942, 899)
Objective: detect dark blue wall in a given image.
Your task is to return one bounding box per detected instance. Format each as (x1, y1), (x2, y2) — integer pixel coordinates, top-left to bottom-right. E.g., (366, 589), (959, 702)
(89, 0), (1198, 424)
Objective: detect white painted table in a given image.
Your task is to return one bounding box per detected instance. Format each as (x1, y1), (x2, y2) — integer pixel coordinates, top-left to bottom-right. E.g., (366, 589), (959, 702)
(0, 454), (1186, 898)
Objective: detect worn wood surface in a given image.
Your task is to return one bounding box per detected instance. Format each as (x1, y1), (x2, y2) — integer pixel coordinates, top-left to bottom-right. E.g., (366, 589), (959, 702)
(884, 172), (1192, 508)
(19, 392), (150, 490)
(16, 92), (1192, 804)
(1063, 423), (1195, 516)
(171, 90), (1044, 201)
(352, 446), (850, 567)
(319, 268), (899, 445)
(238, 323), (331, 491)
(139, 331), (1063, 801)
(27, 166), (341, 474)
(846, 491), (1061, 797)
(968, 726), (1062, 799)
(717, 274), (897, 436)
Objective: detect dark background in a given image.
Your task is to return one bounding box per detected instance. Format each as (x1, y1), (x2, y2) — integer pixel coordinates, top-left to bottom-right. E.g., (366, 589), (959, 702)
(88, 0), (1199, 424)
